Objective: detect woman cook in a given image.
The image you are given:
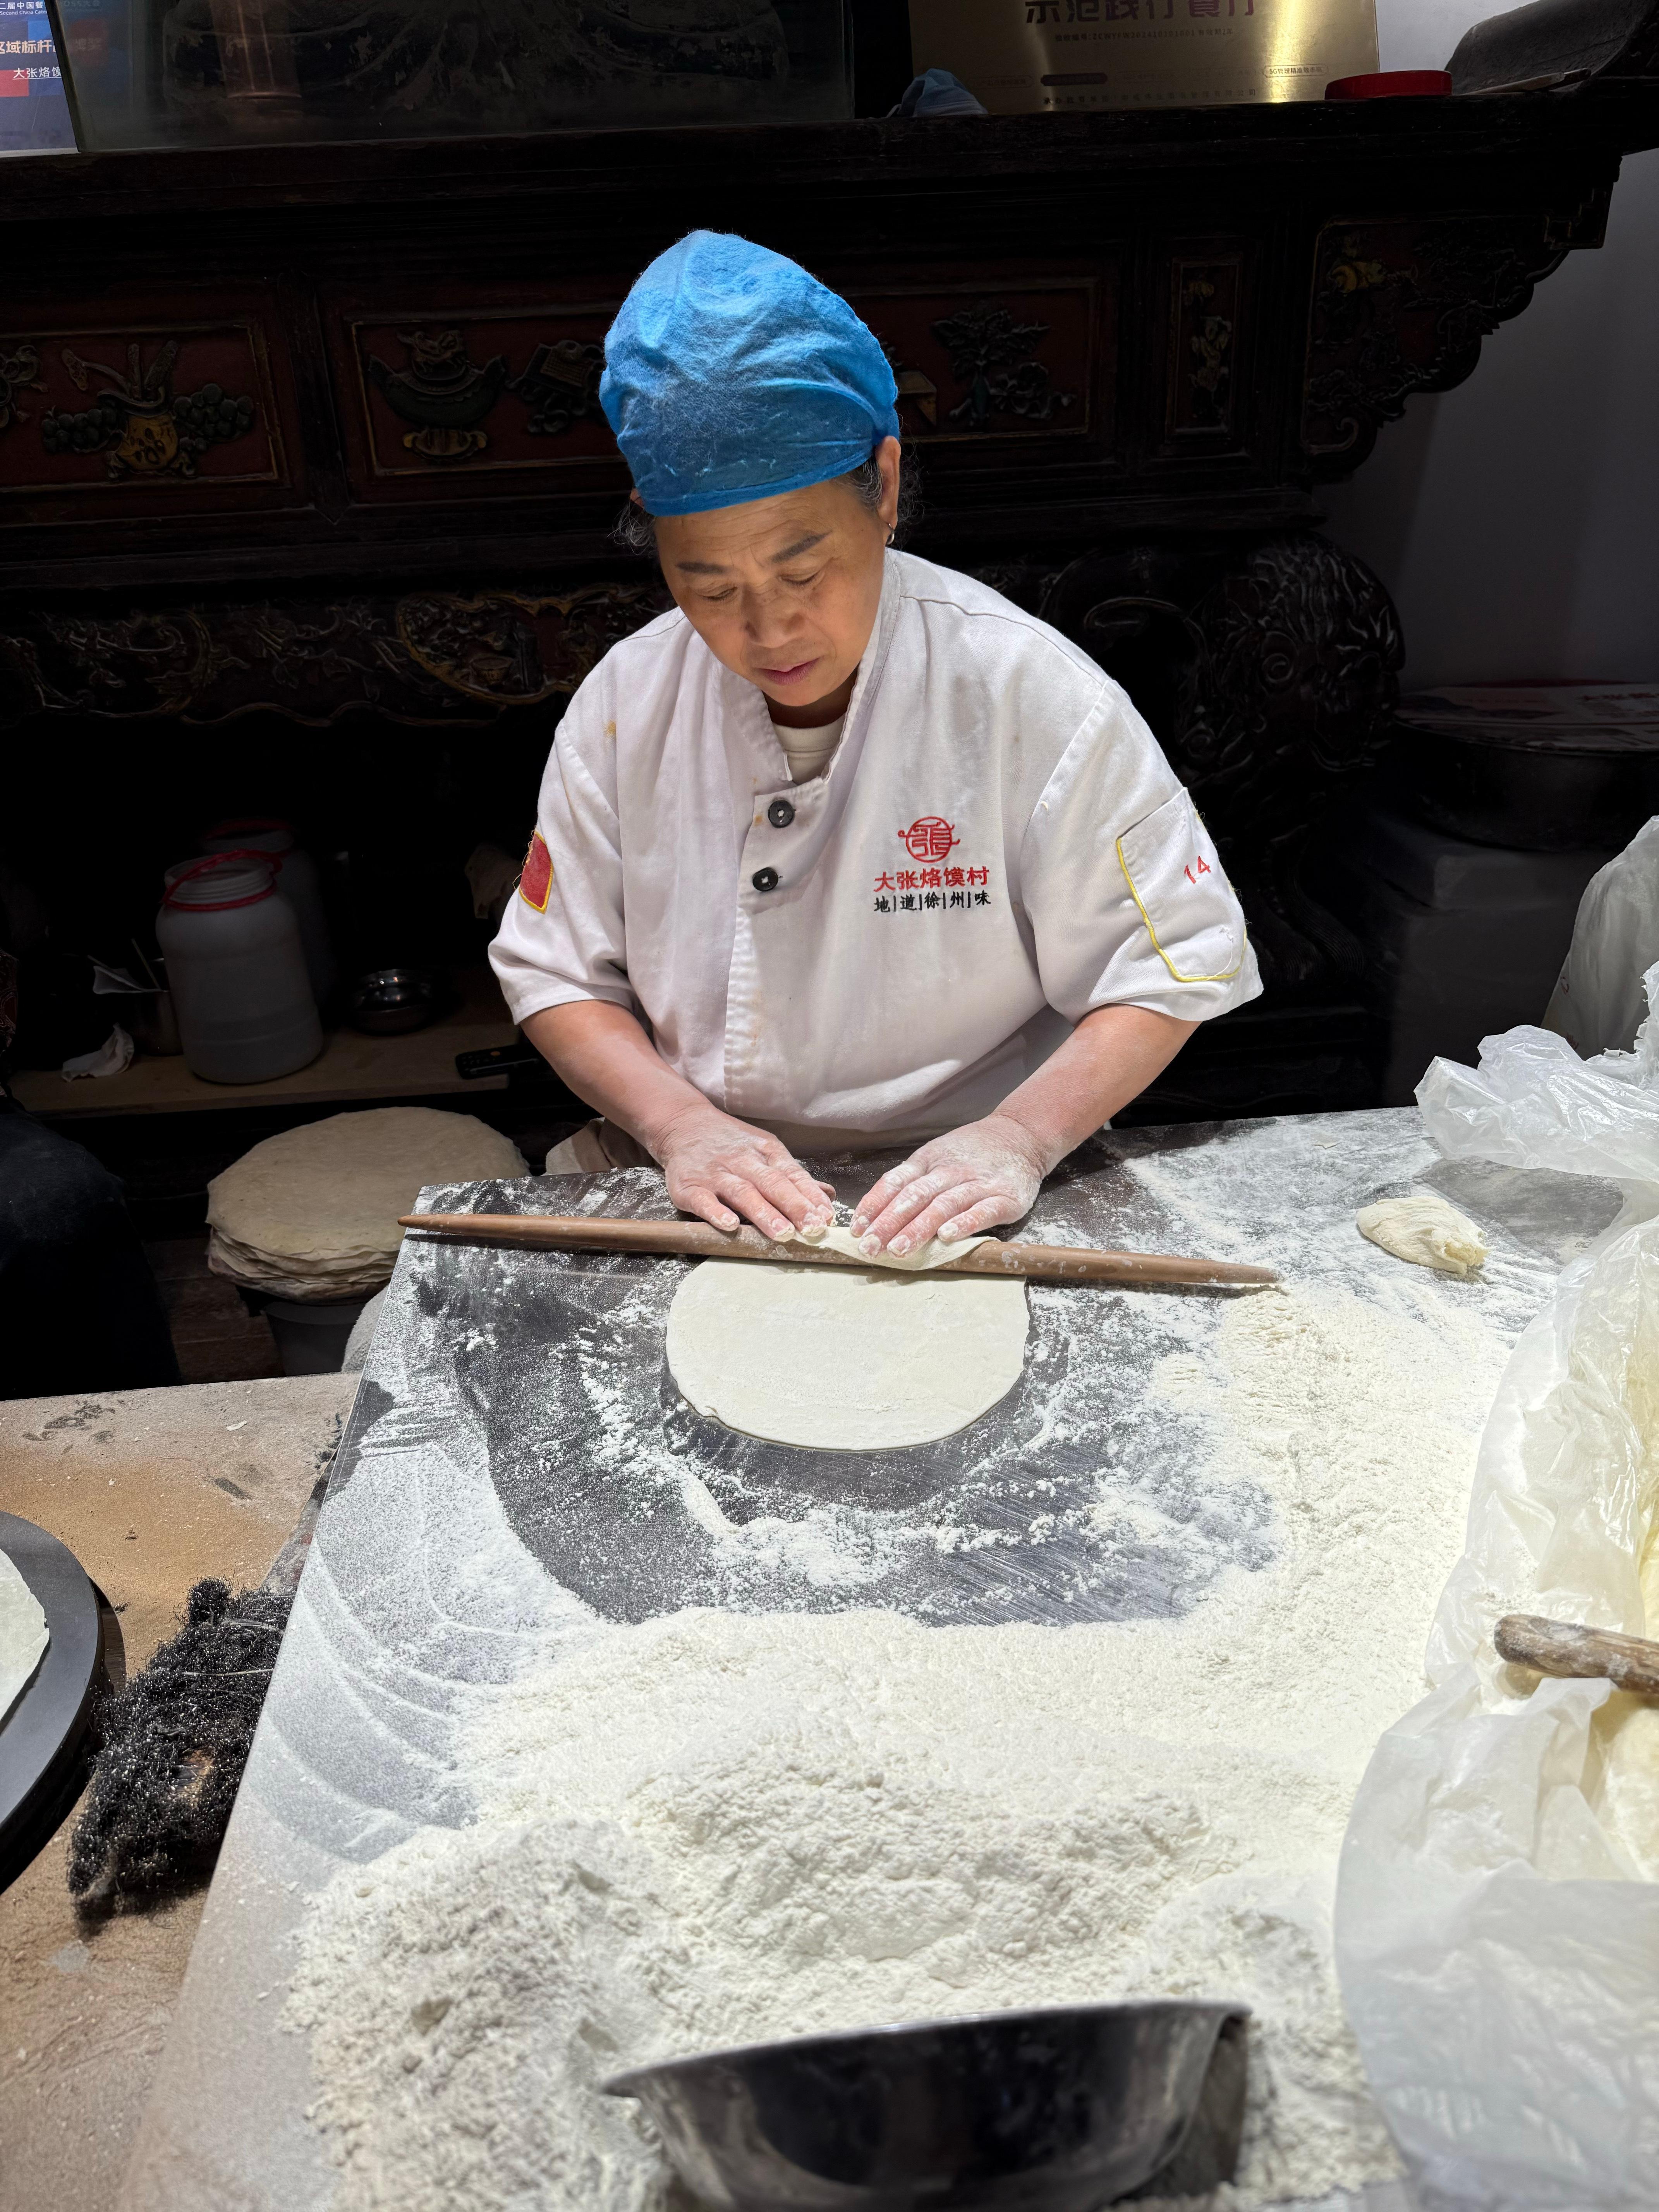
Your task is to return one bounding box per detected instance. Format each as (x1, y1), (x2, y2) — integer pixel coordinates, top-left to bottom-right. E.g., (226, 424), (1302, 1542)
(491, 232), (1261, 1258)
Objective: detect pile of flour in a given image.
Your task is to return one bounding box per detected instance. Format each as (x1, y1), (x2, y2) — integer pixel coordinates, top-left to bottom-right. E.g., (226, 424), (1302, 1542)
(288, 1276), (1512, 2212)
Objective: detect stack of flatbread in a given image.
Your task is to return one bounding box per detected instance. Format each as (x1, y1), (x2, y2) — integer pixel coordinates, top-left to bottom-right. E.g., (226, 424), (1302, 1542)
(208, 1107), (526, 1302)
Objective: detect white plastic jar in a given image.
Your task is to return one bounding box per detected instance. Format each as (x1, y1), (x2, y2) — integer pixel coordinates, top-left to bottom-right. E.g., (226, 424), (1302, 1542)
(157, 852), (323, 1084)
(203, 817), (336, 1004)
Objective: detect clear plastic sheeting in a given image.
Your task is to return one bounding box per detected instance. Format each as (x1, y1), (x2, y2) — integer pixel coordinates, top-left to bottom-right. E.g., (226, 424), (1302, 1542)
(1544, 819), (1659, 1060)
(1415, 958), (1659, 1194)
(1338, 993), (1659, 2212)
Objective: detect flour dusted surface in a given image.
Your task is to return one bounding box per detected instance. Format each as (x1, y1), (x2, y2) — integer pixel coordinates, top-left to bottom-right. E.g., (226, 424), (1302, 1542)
(290, 1273), (1511, 2211)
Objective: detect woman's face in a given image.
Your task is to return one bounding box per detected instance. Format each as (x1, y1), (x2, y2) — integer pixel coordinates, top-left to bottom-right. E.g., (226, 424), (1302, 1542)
(652, 437), (900, 726)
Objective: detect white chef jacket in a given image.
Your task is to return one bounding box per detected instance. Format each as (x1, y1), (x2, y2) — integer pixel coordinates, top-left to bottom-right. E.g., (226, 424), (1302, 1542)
(491, 551), (1261, 1151)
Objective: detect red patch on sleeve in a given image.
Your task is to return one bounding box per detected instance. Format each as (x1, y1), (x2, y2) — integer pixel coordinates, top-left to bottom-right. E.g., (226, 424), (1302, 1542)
(519, 832), (553, 913)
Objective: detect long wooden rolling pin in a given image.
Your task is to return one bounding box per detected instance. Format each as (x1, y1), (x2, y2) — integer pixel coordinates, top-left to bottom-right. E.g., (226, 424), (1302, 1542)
(1495, 1613), (1659, 1697)
(396, 1212), (1278, 1290)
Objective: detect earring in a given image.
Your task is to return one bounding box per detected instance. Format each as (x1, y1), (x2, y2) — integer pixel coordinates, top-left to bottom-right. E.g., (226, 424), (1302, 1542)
(886, 527), (896, 546)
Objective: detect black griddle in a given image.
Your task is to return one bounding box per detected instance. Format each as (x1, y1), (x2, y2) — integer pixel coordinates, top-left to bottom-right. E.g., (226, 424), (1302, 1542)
(0, 1511), (122, 1893)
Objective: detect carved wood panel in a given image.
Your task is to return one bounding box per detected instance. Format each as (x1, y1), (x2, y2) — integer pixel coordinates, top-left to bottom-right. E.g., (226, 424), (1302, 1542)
(324, 270), (1115, 507)
(333, 300), (627, 496)
(1161, 249), (1248, 450)
(842, 275), (1110, 451)
(0, 580), (669, 724)
(0, 310), (293, 514)
(1299, 210), (1604, 476)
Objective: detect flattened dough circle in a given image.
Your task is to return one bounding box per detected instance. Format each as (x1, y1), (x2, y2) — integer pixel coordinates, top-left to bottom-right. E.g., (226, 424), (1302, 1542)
(666, 1258), (1030, 1452)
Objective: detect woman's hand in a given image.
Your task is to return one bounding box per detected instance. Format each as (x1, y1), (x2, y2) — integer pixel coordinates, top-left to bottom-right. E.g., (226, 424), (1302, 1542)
(851, 1114), (1048, 1258)
(524, 1002), (831, 1240)
(654, 1103), (835, 1242)
(852, 1006), (1200, 1256)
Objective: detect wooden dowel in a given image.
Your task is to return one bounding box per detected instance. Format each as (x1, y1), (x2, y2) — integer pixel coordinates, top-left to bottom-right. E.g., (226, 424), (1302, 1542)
(1495, 1612), (1659, 1698)
(396, 1212), (1279, 1289)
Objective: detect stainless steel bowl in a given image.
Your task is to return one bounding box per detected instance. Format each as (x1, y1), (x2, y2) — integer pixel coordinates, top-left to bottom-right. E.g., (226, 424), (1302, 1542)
(347, 966), (443, 1035)
(602, 1999), (1249, 2212)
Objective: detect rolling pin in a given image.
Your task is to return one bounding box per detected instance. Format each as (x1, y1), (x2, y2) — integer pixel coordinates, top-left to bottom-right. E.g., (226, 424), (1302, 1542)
(396, 1212), (1278, 1290)
(1495, 1613), (1659, 1698)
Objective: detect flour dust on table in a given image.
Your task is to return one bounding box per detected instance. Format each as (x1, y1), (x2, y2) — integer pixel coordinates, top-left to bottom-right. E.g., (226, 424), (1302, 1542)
(289, 1257), (1515, 2212)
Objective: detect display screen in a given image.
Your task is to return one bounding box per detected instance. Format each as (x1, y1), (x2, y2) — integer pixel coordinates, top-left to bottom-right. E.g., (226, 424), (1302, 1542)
(0, 0), (75, 151)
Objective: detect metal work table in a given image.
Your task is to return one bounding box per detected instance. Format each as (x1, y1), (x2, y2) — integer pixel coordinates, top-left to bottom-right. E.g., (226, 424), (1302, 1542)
(118, 1108), (1620, 2212)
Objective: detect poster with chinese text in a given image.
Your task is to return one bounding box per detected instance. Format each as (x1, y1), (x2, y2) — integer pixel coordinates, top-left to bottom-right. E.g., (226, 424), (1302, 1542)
(0, 0), (74, 152)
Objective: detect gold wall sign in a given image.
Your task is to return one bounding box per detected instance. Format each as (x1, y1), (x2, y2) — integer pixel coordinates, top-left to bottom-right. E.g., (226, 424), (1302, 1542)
(908, 0), (1377, 110)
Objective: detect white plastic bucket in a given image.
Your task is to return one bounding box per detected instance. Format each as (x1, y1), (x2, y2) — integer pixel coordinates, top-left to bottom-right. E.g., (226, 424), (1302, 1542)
(203, 817), (336, 1005)
(158, 852), (323, 1085)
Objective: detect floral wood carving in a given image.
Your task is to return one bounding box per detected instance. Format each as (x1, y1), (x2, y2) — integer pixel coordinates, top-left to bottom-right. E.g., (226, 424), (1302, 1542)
(1168, 261), (1241, 439)
(931, 301), (1078, 429)
(0, 346), (44, 436)
(0, 582), (669, 726)
(1301, 206), (1609, 478)
(397, 586), (666, 704)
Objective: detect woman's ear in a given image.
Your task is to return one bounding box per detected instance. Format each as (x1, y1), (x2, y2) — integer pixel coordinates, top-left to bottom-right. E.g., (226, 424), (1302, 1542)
(875, 436), (902, 538)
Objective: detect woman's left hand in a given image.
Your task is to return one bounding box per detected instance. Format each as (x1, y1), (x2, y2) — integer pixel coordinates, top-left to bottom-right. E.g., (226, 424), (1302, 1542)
(850, 1114), (1050, 1258)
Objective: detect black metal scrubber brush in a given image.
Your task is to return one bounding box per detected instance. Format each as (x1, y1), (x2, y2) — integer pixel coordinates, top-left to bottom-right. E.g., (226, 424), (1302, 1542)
(67, 1460), (330, 1913)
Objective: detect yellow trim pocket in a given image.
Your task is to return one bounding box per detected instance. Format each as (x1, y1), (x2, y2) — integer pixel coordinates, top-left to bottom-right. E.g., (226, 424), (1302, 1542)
(1116, 790), (1247, 985)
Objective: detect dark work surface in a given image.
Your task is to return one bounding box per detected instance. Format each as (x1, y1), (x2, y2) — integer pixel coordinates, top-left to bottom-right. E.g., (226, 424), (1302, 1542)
(319, 1111), (1590, 1654)
(349, 1142), (1292, 1632)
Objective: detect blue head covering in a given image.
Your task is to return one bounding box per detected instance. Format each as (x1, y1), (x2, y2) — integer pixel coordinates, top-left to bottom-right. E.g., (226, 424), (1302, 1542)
(600, 231), (901, 517)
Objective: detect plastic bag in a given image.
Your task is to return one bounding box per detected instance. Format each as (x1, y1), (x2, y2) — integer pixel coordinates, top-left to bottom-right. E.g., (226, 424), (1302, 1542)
(1413, 958), (1659, 1192)
(1543, 817), (1659, 1058)
(1334, 988), (1659, 2211)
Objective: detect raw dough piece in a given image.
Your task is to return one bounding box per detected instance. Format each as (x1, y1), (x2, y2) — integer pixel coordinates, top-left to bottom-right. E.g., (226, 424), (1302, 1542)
(0, 1546), (48, 1726)
(1357, 1194), (1488, 1278)
(800, 1223), (990, 1272)
(667, 1250), (1028, 1451)
(208, 1108), (526, 1298)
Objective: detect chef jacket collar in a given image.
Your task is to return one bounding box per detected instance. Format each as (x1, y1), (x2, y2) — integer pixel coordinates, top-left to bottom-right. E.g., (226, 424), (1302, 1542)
(722, 551), (905, 824)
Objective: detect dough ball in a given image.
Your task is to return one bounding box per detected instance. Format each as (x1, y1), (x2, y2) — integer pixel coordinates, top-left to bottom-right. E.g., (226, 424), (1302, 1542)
(806, 1223), (989, 1271)
(1356, 1194), (1488, 1278)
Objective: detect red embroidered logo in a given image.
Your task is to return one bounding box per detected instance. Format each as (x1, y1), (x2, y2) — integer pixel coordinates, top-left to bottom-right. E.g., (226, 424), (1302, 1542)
(898, 816), (960, 863)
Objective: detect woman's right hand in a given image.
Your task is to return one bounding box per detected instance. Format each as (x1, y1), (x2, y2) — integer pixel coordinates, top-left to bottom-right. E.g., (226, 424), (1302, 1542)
(652, 1104), (835, 1241)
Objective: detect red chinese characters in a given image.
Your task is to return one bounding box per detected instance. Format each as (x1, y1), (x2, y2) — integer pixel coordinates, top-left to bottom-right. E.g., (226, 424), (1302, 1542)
(874, 824), (994, 914)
